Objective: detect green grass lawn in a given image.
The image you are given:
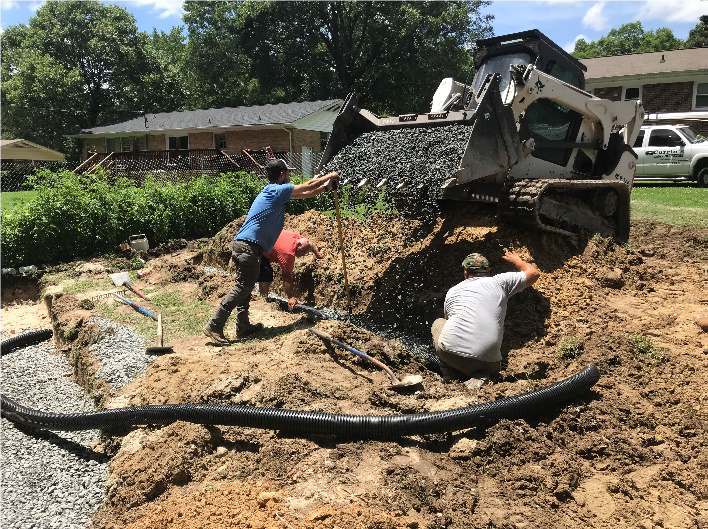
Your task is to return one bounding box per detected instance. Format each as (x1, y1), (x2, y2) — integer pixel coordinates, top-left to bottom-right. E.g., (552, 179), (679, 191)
(630, 184), (707, 227)
(1, 191), (37, 213)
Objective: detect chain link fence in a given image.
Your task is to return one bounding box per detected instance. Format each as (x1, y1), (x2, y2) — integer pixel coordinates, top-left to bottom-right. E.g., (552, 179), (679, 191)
(1, 150), (325, 191)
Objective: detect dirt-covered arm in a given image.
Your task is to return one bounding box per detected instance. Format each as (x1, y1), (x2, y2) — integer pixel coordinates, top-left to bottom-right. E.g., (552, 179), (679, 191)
(290, 172), (339, 199)
(282, 271), (297, 310)
(502, 250), (540, 286)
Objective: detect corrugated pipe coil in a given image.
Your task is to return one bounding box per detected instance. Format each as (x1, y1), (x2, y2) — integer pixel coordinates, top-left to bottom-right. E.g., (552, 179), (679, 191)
(1, 330), (600, 438)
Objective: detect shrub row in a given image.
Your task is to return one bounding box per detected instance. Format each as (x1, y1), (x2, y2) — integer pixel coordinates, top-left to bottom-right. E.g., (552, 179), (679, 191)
(0, 169), (392, 267)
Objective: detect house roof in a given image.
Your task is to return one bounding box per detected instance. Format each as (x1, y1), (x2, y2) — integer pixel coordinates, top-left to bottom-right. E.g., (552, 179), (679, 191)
(0, 139), (65, 160)
(581, 48), (708, 80)
(75, 99), (342, 135)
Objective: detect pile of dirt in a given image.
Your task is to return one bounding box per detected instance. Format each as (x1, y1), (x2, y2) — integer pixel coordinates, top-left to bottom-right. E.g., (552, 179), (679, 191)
(18, 204), (707, 529)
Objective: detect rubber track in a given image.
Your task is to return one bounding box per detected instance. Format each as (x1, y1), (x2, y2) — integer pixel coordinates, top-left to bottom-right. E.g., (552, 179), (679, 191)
(1, 329), (54, 356)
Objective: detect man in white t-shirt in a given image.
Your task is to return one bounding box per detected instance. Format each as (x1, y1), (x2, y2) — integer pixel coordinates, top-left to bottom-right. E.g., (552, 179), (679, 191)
(431, 250), (540, 378)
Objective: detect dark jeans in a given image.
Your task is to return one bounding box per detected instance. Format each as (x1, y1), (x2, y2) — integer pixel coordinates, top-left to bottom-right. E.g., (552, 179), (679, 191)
(208, 239), (262, 332)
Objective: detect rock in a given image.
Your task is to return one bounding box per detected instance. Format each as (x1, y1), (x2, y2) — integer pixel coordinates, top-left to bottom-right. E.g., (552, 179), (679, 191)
(215, 446), (228, 457)
(694, 317), (708, 333)
(598, 269), (624, 289)
(450, 437), (480, 460)
(257, 491), (281, 506)
(638, 247), (655, 257)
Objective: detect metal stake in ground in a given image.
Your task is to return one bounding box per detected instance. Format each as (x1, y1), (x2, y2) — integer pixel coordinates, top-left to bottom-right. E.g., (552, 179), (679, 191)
(332, 187), (352, 313)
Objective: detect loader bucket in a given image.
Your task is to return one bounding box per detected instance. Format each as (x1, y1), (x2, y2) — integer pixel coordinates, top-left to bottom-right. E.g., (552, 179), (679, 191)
(318, 73), (523, 199)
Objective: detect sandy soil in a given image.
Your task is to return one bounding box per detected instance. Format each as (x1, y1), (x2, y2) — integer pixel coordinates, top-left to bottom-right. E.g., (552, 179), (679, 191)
(2, 204), (706, 529)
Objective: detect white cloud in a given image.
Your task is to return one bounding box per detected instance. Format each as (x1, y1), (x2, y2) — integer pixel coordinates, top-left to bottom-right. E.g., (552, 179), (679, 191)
(583, 1), (609, 31)
(635, 0), (705, 24)
(124, 0), (184, 19)
(0, 0), (19, 10)
(563, 33), (590, 53)
(28, 1), (45, 12)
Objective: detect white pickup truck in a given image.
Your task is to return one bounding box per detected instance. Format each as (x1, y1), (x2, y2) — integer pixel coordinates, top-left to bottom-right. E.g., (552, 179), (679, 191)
(632, 124), (708, 186)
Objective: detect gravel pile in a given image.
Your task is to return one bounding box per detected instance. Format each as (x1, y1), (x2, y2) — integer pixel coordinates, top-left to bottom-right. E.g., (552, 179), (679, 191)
(320, 125), (473, 219)
(1, 334), (108, 529)
(88, 317), (152, 390)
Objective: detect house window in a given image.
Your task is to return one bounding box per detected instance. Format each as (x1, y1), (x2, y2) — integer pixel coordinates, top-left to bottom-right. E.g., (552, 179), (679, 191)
(168, 136), (189, 150)
(622, 86), (641, 101)
(135, 136), (147, 151)
(214, 133), (226, 150)
(695, 82), (708, 109)
(106, 138), (119, 153)
(121, 137), (132, 152)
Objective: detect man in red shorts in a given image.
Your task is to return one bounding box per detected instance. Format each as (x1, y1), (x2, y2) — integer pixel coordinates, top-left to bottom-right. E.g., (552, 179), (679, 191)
(258, 230), (324, 311)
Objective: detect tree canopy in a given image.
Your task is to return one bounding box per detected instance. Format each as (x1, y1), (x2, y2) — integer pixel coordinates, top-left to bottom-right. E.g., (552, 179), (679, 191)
(686, 15), (708, 48)
(1, 0), (493, 156)
(572, 22), (684, 58)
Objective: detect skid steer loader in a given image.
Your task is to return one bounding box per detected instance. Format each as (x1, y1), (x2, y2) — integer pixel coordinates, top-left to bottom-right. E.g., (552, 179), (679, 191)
(318, 30), (644, 242)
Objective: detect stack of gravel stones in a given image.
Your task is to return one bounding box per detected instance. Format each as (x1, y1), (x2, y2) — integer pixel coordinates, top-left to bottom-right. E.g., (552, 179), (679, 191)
(1, 318), (154, 529)
(320, 124), (473, 221)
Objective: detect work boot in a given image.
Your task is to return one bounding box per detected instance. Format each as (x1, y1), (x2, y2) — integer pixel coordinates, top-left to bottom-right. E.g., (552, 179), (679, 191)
(203, 325), (230, 345)
(236, 322), (264, 339)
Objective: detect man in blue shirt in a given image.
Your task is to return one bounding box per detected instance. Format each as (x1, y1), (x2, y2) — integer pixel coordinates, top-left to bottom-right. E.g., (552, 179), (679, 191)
(204, 159), (339, 344)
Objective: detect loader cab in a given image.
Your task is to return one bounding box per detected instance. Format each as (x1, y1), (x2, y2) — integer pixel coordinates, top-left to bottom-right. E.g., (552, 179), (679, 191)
(473, 30), (587, 168)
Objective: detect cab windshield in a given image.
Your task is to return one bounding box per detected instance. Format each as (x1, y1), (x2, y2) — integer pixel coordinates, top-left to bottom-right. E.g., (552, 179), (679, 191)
(676, 126), (702, 144)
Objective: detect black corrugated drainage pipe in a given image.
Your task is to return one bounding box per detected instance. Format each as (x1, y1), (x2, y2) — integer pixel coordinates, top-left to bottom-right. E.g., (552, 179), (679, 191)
(1, 330), (600, 439)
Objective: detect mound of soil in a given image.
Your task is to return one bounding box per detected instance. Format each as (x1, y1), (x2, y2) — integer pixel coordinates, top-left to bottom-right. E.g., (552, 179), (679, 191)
(20, 204), (708, 529)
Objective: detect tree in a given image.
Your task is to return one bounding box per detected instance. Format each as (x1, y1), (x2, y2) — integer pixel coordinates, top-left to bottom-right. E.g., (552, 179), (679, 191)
(0, 1), (183, 154)
(686, 15), (708, 48)
(183, 1), (493, 113)
(572, 22), (684, 58)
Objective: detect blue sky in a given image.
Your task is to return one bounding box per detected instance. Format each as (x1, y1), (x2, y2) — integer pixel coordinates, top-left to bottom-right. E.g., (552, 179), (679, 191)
(1, 0), (705, 53)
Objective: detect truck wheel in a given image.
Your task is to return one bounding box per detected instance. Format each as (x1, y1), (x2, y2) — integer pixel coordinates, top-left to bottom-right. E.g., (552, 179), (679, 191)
(697, 167), (708, 188)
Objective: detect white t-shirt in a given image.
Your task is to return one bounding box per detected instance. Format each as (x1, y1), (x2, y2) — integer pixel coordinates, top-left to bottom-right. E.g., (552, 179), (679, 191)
(438, 271), (527, 362)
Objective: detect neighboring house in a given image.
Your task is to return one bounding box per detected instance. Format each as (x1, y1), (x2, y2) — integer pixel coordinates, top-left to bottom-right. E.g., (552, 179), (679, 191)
(69, 99), (342, 174)
(0, 139), (66, 163)
(580, 48), (708, 135)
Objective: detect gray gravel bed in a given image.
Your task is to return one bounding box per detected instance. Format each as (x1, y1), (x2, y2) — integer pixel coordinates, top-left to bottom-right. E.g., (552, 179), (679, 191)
(1, 333), (109, 529)
(88, 317), (152, 390)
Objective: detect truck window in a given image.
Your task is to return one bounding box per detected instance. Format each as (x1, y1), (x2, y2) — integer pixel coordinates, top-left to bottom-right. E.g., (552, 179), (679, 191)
(676, 126), (700, 144)
(633, 130), (645, 148)
(648, 129), (683, 148)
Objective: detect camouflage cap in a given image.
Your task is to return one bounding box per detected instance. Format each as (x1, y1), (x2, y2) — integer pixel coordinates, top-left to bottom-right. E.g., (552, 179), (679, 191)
(462, 253), (489, 271)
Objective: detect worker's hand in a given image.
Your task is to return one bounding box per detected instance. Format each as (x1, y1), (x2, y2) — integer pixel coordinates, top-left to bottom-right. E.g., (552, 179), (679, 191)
(288, 297), (298, 311)
(502, 249), (523, 265)
(325, 172), (340, 190)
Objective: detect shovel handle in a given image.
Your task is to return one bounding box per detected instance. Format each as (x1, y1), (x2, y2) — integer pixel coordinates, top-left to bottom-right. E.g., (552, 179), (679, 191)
(333, 189), (351, 314)
(128, 285), (151, 301)
(113, 294), (158, 321)
(308, 328), (397, 383)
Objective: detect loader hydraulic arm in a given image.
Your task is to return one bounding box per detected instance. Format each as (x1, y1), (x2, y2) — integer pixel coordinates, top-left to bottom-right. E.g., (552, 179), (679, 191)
(510, 65), (644, 150)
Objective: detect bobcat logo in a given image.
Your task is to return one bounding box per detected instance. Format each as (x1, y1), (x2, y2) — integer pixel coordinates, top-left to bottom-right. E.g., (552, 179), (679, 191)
(534, 78), (545, 93)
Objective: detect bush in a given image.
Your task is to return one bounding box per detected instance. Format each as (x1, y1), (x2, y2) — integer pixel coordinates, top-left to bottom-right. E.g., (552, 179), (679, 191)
(627, 334), (666, 363)
(0, 169), (394, 267)
(555, 336), (584, 360)
(0, 170), (266, 267)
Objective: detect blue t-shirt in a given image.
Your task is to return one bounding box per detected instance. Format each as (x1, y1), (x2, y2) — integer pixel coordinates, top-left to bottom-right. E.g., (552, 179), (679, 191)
(236, 183), (294, 252)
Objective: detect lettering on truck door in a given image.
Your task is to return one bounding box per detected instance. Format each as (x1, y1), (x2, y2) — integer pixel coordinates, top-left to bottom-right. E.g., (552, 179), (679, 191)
(645, 129), (685, 176)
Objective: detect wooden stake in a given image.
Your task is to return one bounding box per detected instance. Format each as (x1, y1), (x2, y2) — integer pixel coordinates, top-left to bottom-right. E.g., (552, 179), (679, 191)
(333, 189), (352, 313)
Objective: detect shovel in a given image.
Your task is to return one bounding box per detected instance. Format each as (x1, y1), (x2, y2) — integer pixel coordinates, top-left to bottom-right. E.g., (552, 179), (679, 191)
(146, 313), (173, 354)
(113, 293), (158, 321)
(109, 272), (151, 301)
(309, 328), (423, 390)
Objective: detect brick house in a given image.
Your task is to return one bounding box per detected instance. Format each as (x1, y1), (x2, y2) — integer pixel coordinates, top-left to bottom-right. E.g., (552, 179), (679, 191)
(70, 99), (342, 174)
(580, 48), (708, 135)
